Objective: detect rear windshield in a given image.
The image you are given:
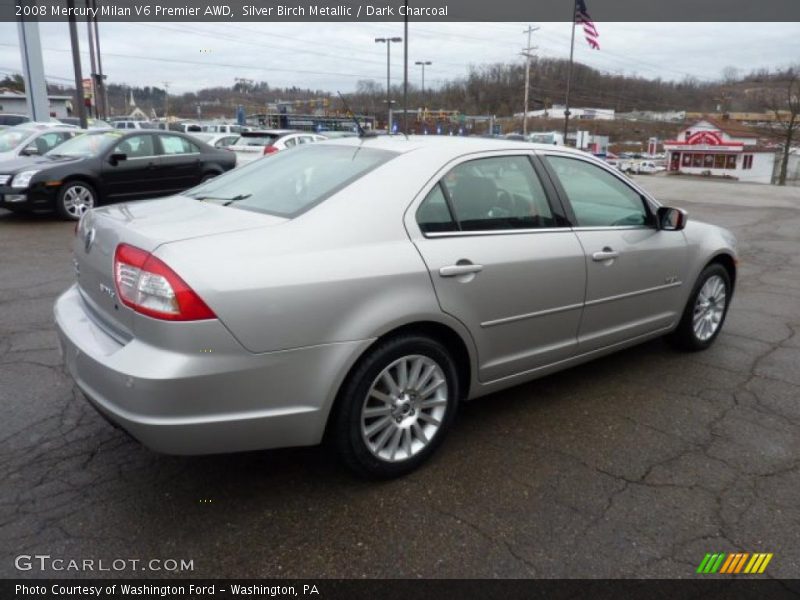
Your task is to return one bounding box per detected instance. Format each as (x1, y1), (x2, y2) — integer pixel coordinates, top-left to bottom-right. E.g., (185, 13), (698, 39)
(235, 133), (280, 146)
(185, 144), (397, 218)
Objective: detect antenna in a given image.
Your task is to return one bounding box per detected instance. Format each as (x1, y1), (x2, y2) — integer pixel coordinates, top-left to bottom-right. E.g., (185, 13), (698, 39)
(337, 91), (376, 138)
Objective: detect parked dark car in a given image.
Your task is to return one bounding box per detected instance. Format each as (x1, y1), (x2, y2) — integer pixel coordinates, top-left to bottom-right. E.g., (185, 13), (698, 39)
(0, 129), (236, 219)
(0, 113), (31, 129)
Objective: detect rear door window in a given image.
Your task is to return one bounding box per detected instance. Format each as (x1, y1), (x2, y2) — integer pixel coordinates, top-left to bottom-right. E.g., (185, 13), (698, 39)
(440, 155), (556, 231)
(159, 134), (200, 155)
(114, 135), (155, 158)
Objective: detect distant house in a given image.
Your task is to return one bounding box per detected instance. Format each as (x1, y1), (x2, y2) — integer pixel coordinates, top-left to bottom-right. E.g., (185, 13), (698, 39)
(664, 116), (777, 184)
(0, 88), (71, 119)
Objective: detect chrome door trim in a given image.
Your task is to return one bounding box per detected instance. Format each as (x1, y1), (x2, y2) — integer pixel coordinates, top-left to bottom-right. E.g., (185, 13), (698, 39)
(584, 281), (683, 307)
(481, 302), (584, 328)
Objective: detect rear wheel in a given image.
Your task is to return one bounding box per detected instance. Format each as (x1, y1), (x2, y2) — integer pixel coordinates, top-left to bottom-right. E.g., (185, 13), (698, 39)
(667, 263), (731, 351)
(200, 172), (218, 183)
(56, 181), (96, 220)
(333, 334), (460, 478)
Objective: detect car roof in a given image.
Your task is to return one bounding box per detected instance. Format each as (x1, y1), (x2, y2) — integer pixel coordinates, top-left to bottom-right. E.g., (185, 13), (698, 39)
(241, 129), (298, 135)
(318, 134), (592, 159)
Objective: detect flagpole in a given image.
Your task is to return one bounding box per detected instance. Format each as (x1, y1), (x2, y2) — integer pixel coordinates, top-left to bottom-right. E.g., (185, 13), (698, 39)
(563, 0), (577, 144)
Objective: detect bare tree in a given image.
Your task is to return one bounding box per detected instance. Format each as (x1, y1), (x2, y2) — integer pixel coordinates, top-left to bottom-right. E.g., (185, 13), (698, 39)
(765, 68), (800, 185)
(721, 66), (739, 84)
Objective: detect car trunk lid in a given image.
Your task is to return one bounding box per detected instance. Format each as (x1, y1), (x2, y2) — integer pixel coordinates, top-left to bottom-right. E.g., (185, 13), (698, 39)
(73, 195), (285, 338)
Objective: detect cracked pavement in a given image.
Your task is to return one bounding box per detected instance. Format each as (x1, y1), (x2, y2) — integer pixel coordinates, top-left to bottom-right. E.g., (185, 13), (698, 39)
(1, 176), (799, 579)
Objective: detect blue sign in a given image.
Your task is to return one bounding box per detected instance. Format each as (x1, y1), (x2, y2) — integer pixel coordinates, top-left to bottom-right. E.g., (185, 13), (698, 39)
(236, 105), (246, 126)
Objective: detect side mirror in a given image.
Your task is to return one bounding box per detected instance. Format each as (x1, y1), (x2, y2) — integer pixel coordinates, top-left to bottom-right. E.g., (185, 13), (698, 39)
(21, 145), (39, 156)
(658, 206), (688, 231)
(108, 152), (127, 166)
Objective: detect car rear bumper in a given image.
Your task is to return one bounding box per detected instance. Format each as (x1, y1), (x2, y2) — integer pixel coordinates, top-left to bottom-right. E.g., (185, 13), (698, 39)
(54, 284), (371, 455)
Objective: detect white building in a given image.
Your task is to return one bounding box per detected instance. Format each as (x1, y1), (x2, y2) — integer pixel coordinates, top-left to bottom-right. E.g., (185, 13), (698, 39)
(0, 88), (71, 119)
(515, 104), (615, 121)
(618, 110), (686, 122)
(664, 116), (777, 184)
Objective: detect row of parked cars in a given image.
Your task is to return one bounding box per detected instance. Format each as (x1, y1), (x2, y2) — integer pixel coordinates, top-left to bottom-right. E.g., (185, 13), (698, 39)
(0, 118), (345, 220)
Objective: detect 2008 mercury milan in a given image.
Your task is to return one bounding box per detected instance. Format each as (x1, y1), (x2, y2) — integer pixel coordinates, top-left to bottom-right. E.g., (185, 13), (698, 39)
(55, 137), (737, 477)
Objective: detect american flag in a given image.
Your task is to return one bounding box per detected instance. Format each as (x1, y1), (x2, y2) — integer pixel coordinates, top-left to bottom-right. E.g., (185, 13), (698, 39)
(575, 0), (600, 50)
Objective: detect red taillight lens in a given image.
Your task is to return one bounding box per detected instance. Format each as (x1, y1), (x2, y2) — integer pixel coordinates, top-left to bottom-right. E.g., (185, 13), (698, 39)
(263, 145), (279, 155)
(113, 244), (216, 321)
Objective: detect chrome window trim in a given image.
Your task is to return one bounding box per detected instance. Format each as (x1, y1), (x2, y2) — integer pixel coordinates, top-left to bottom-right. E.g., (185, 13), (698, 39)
(571, 225), (653, 232)
(424, 227), (571, 238)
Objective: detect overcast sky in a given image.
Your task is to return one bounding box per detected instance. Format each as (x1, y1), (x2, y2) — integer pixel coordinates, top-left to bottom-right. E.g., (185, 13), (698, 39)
(0, 22), (798, 95)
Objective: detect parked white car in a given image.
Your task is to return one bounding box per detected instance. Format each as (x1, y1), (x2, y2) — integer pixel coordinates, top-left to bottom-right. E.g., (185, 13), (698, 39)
(190, 132), (241, 150)
(0, 124), (82, 162)
(112, 120), (153, 130)
(227, 130), (327, 166)
(202, 124), (251, 134)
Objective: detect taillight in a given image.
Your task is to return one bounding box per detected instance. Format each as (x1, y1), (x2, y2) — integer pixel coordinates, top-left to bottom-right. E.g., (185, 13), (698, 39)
(113, 244), (216, 321)
(263, 145), (279, 155)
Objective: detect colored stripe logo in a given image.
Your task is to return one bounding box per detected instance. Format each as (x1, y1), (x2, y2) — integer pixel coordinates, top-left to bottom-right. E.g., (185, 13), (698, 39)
(696, 552), (773, 574)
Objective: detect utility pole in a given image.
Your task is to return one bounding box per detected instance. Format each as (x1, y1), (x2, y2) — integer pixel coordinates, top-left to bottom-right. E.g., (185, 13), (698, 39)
(415, 61), (432, 106)
(375, 36), (402, 133)
(66, 0), (87, 129)
(90, 0), (107, 119)
(403, 6), (409, 134)
(85, 0), (98, 119)
(162, 81), (170, 123)
(563, 0), (578, 144)
(521, 26), (538, 137)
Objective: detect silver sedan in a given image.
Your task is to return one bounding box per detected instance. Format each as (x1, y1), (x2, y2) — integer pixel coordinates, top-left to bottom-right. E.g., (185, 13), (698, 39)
(55, 137), (737, 478)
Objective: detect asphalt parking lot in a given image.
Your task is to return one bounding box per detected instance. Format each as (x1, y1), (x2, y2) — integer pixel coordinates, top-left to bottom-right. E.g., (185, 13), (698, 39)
(1, 175), (799, 579)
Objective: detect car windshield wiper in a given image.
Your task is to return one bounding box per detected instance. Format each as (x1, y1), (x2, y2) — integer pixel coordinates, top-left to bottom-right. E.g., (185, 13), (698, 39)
(190, 193), (252, 206)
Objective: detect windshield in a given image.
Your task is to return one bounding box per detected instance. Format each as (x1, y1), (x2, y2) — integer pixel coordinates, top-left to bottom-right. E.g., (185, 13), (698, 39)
(0, 128), (34, 152)
(185, 144), (397, 218)
(45, 131), (122, 158)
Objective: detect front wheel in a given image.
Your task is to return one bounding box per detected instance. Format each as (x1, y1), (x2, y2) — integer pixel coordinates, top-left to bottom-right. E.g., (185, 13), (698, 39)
(667, 264), (731, 351)
(56, 181), (97, 220)
(333, 334), (461, 479)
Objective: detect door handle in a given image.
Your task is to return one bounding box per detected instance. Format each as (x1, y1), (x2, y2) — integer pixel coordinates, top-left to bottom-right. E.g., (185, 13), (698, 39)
(592, 248), (619, 261)
(439, 263), (484, 277)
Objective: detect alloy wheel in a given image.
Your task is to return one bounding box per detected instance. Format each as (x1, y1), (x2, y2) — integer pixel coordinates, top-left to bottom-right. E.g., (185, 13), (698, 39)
(62, 185), (95, 218)
(692, 274), (727, 341)
(360, 354), (448, 463)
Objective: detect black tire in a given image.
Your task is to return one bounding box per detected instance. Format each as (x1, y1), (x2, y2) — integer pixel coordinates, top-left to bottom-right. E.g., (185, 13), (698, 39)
(667, 263), (731, 352)
(55, 180), (97, 221)
(332, 334), (461, 479)
(200, 172), (219, 183)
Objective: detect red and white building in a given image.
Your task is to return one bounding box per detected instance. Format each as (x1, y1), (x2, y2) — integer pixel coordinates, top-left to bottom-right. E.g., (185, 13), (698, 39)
(664, 116), (776, 184)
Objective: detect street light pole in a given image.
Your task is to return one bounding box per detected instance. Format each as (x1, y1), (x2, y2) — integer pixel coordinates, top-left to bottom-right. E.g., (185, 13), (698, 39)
(521, 26), (538, 137)
(375, 36), (402, 133)
(415, 61), (431, 106)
